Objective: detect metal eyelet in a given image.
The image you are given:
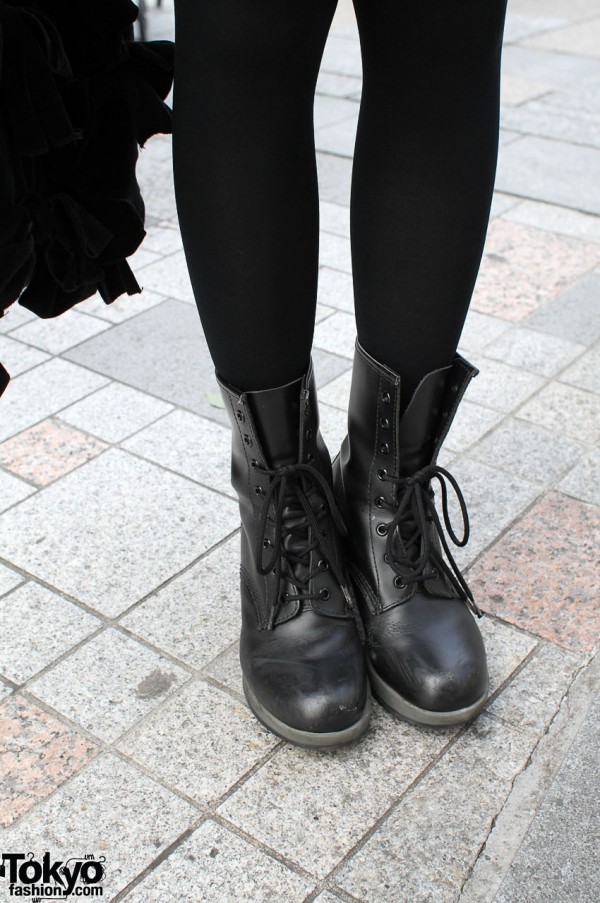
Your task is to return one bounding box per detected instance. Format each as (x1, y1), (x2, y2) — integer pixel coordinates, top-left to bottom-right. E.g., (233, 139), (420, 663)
(236, 410), (245, 422)
(280, 591), (289, 602)
(375, 496), (385, 508)
(380, 443), (390, 455)
(250, 459), (258, 468)
(305, 428), (312, 439)
(382, 392), (391, 404)
(376, 523), (388, 536)
(319, 587), (330, 600)
(321, 529), (328, 538)
(243, 434), (253, 446)
(255, 485), (265, 496)
(429, 568), (438, 579)
(377, 468), (387, 481)
(318, 559), (329, 570)
(394, 575), (405, 588)
(380, 417), (390, 429)
(306, 453), (314, 463)
(383, 553), (390, 564)
(263, 538), (271, 548)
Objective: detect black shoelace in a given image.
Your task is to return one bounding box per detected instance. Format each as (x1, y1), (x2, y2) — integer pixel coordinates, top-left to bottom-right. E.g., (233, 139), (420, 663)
(252, 462), (361, 631)
(377, 464), (482, 617)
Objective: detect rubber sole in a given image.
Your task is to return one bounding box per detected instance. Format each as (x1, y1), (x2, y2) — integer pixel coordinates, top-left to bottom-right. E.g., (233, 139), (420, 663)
(243, 676), (372, 750)
(368, 661), (488, 727)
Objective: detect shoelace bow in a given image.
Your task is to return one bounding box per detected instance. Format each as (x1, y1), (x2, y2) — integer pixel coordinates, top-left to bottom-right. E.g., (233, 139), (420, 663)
(379, 463), (482, 617)
(253, 462), (360, 630)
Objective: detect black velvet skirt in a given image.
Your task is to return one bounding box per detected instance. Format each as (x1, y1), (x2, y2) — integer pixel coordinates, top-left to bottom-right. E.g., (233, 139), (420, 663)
(0, 0), (174, 396)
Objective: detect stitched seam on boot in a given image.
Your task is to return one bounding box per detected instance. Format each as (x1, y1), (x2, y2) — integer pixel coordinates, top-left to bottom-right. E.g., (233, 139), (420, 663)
(240, 564), (268, 629)
(347, 559), (380, 615)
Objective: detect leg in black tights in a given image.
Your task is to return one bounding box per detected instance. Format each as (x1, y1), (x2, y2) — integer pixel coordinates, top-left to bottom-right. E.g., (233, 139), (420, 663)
(173, 0), (507, 396)
(172, 0), (338, 391)
(351, 0), (508, 406)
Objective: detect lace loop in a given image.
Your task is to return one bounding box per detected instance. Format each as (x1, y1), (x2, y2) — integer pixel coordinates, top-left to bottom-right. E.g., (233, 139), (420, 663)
(252, 460), (351, 628)
(379, 464), (482, 617)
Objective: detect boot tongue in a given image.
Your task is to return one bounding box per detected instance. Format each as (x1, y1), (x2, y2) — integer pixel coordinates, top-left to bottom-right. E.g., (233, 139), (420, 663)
(246, 376), (303, 469)
(396, 363), (453, 476)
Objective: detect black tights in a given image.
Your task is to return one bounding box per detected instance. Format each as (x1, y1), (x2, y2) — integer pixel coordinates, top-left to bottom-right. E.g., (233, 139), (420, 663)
(172, 0), (508, 404)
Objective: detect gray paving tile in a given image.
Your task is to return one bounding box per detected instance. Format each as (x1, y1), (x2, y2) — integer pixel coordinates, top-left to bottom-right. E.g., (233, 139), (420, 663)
(318, 368), (352, 412)
(319, 231), (352, 274)
(0, 563), (23, 597)
(316, 151), (352, 206)
(478, 617), (537, 696)
(218, 706), (456, 878)
(457, 311), (512, 355)
(312, 347), (353, 388)
(0, 581), (100, 684)
(558, 449), (600, 506)
(202, 642), (243, 696)
(316, 114), (358, 158)
(63, 299), (228, 422)
(503, 198), (600, 243)
(500, 75), (554, 106)
(337, 716), (535, 903)
(560, 343), (600, 394)
(484, 326), (585, 377)
(135, 250), (195, 305)
(542, 73), (600, 115)
(502, 13), (567, 44)
(443, 401), (504, 455)
(489, 642), (581, 734)
(59, 382), (173, 443)
(0, 680), (12, 702)
(501, 100), (600, 149)
(0, 335), (49, 377)
(469, 418), (583, 485)
(116, 680), (277, 804)
(526, 270), (600, 345)
(489, 192), (522, 219)
(319, 402), (349, 457)
(320, 201), (351, 239)
(77, 287), (168, 324)
(9, 309), (111, 355)
(448, 457), (540, 567)
(500, 46), (600, 88)
(495, 135), (600, 215)
(313, 310), (356, 359)
(122, 408), (233, 497)
(521, 17), (600, 57)
(121, 534), (241, 670)
(0, 448), (239, 617)
(495, 688), (600, 903)
(0, 358), (109, 442)
(463, 359), (546, 413)
(137, 144), (177, 222)
(29, 628), (189, 743)
(0, 468), (36, 512)
(517, 382), (600, 444)
(317, 266), (353, 313)
(140, 222), (184, 256)
(320, 34), (363, 78)
(1, 753), (197, 900)
(316, 70), (362, 101)
(314, 95), (359, 131)
(121, 819), (313, 902)
(0, 304), (36, 332)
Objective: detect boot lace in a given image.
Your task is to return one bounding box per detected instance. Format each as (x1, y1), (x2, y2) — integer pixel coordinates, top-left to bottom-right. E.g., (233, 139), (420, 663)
(253, 462), (360, 630)
(377, 464), (482, 617)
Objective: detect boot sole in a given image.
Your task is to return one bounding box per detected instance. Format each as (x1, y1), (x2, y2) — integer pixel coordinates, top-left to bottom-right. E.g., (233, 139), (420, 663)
(368, 661), (488, 727)
(242, 676), (372, 750)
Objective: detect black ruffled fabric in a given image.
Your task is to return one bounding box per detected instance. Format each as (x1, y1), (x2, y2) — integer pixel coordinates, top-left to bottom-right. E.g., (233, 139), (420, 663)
(0, 0), (174, 397)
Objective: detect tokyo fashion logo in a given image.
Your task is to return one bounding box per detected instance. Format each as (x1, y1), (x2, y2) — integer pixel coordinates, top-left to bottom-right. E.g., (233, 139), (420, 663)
(0, 852), (106, 898)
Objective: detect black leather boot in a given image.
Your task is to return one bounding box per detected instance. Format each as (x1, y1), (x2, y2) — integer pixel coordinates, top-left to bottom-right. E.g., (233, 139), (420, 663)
(332, 339), (488, 726)
(216, 358), (371, 748)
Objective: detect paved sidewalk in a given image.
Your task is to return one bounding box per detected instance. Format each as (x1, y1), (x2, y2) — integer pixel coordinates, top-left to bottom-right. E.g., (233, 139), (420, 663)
(1, 1), (598, 901)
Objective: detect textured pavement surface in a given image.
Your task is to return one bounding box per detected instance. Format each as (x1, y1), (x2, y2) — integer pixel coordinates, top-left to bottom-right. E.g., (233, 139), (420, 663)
(1, 1), (599, 901)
